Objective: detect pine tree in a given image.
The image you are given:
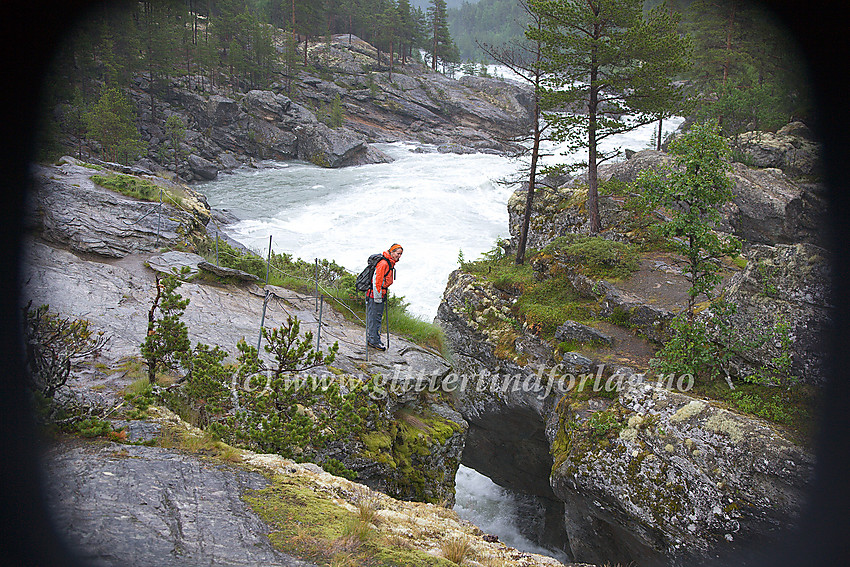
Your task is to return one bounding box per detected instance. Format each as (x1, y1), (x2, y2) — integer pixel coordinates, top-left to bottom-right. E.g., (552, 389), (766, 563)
(527, 0), (691, 234)
(396, 0), (416, 64)
(141, 274), (191, 384)
(378, 0), (402, 78)
(683, 0), (811, 137)
(479, 0), (551, 264)
(427, 0), (454, 71)
(83, 86), (146, 164)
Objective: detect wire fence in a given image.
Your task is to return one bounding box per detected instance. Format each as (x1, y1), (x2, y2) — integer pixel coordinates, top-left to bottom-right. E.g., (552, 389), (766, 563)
(140, 183), (390, 356)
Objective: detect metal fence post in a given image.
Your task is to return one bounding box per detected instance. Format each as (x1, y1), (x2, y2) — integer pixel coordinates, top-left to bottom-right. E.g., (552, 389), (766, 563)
(314, 258), (319, 311)
(155, 187), (163, 247)
(257, 289), (270, 352)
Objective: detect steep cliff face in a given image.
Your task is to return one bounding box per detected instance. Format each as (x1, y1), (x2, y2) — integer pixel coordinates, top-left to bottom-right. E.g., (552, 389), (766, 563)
(436, 269), (816, 566)
(103, 35), (534, 181)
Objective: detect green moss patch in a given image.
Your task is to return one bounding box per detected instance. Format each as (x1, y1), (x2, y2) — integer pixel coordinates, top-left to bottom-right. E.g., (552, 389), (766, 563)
(92, 172), (161, 200)
(542, 234), (640, 280)
(359, 409), (463, 503)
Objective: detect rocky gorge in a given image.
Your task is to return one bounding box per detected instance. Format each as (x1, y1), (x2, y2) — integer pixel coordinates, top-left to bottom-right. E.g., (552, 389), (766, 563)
(434, 122), (829, 565)
(25, 156), (580, 567)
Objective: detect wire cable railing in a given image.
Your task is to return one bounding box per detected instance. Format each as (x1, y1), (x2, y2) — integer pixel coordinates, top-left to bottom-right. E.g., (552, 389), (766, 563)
(129, 180), (386, 356)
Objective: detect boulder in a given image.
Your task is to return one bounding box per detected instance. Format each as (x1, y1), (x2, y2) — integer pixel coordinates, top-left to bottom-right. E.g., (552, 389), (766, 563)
(206, 94), (241, 127)
(295, 122), (392, 167)
(549, 379), (815, 566)
(147, 251), (205, 277)
(45, 440), (304, 567)
(241, 89), (292, 121)
(726, 164), (828, 247)
(187, 153), (218, 180)
(199, 260), (260, 281)
(732, 122), (821, 177)
(722, 242), (831, 384)
(554, 320), (613, 346)
(507, 148), (827, 250)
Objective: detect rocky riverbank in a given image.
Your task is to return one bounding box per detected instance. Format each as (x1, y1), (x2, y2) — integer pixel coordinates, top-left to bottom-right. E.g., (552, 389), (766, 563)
(58, 34), (534, 183)
(23, 159), (588, 567)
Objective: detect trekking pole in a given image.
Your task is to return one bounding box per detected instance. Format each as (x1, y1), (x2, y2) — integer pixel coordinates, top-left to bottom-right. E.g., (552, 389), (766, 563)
(215, 234), (219, 266)
(385, 293), (390, 350)
(314, 258), (319, 311)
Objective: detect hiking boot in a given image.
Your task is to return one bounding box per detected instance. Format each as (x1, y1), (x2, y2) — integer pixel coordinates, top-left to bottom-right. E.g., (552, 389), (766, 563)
(368, 341), (386, 351)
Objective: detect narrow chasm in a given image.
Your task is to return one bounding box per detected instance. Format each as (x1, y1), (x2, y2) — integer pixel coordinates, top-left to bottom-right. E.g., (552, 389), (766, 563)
(457, 404), (570, 560)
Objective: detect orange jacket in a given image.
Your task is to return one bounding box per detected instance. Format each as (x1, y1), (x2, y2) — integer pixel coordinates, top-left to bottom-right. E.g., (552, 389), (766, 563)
(369, 250), (396, 298)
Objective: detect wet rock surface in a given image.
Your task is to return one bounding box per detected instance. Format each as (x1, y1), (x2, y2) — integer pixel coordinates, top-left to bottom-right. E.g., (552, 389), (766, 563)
(44, 439), (314, 567)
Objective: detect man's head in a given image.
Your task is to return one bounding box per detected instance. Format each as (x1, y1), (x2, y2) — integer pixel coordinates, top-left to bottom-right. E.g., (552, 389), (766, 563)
(389, 243), (403, 262)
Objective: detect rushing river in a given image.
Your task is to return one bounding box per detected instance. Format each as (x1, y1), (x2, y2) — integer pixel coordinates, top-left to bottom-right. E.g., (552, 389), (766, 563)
(196, 118), (682, 559)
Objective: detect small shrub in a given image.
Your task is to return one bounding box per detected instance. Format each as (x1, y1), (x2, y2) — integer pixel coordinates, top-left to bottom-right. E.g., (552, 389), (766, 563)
(75, 417), (114, 438)
(322, 458), (357, 480)
(23, 302), (108, 400)
(587, 410), (623, 438)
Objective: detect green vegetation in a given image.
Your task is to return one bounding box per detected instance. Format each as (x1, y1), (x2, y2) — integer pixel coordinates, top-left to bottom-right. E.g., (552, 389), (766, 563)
(637, 122), (741, 321)
(92, 173), (160, 200)
(38, 0), (461, 162)
(528, 0), (691, 234)
(83, 86), (146, 164)
(189, 234), (446, 354)
(141, 273), (191, 384)
(449, 0), (529, 62)
(136, 279), (459, 500)
(460, 238), (636, 341)
(681, 0), (812, 139)
(23, 303), (108, 401)
(650, 299), (811, 433)
(542, 235), (640, 280)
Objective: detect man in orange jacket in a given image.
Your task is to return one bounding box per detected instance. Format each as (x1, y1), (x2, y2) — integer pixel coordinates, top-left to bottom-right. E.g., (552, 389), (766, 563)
(367, 243), (403, 350)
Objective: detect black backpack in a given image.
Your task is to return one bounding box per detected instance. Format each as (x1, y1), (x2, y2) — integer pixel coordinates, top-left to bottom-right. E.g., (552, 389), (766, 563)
(355, 253), (391, 292)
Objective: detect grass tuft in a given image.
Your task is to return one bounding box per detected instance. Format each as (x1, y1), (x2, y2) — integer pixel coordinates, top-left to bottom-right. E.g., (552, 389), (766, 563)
(440, 536), (475, 565)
